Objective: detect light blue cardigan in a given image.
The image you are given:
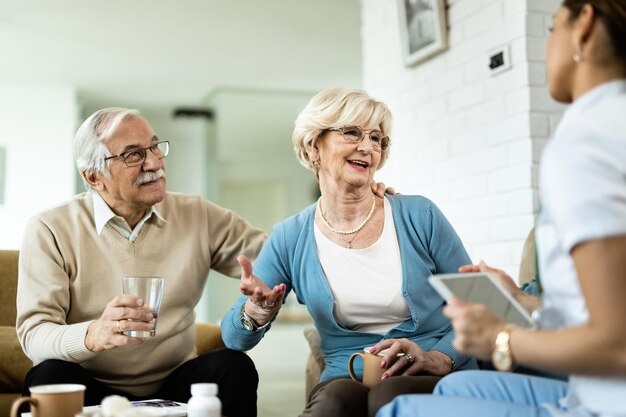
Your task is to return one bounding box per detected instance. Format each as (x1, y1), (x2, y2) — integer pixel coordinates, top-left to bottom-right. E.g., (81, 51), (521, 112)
(222, 195), (478, 381)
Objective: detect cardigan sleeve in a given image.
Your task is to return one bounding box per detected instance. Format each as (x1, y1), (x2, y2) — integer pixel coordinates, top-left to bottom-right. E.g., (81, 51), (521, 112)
(221, 223), (293, 351)
(426, 201), (472, 273)
(423, 200), (475, 369)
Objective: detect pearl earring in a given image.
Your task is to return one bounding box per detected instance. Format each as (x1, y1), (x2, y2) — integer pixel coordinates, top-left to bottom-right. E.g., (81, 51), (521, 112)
(312, 159), (320, 168)
(573, 45), (582, 63)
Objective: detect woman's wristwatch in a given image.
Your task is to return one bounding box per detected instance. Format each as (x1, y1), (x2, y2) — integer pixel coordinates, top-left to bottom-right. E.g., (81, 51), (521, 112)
(240, 304), (271, 332)
(492, 325), (517, 371)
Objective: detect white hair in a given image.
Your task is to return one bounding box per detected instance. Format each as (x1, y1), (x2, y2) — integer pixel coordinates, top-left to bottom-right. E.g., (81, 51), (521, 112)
(74, 107), (142, 189)
(292, 87), (392, 175)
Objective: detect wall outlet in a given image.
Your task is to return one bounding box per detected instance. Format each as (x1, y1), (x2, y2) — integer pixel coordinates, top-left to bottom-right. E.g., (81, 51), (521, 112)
(487, 45), (512, 76)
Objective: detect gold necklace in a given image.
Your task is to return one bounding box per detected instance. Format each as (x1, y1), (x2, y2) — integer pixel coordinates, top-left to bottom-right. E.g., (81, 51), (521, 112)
(318, 195), (376, 235)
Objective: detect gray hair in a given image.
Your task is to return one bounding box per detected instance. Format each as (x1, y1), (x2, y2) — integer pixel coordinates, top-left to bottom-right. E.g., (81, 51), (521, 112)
(292, 87), (392, 175)
(74, 107), (142, 189)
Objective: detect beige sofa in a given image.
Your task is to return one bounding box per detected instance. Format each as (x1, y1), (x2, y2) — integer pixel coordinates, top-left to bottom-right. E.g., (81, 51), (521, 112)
(0, 250), (31, 417)
(0, 250), (225, 417)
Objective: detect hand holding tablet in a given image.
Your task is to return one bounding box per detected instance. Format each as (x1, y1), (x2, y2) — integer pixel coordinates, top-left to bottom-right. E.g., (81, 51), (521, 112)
(429, 272), (536, 329)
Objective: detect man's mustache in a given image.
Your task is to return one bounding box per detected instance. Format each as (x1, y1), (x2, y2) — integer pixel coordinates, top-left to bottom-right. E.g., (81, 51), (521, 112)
(135, 169), (166, 186)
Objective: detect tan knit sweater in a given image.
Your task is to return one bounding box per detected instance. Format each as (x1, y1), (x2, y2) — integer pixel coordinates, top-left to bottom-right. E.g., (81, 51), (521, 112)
(16, 192), (266, 396)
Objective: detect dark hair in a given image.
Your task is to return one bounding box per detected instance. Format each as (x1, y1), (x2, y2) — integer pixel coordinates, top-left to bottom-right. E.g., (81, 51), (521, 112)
(561, 0), (626, 64)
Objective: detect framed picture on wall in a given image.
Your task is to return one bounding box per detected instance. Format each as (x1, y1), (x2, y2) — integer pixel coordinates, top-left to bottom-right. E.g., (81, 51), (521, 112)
(398, 0), (448, 66)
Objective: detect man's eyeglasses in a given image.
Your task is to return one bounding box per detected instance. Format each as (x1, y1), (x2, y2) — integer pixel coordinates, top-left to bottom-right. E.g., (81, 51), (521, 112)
(326, 126), (389, 152)
(104, 141), (170, 167)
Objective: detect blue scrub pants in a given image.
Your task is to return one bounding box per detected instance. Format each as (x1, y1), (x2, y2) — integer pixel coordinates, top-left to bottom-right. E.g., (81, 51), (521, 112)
(376, 370), (569, 417)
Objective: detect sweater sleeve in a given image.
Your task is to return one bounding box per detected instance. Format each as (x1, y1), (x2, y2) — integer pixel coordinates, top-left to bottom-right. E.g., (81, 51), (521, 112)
(16, 217), (98, 364)
(204, 201), (268, 278)
(221, 223), (293, 351)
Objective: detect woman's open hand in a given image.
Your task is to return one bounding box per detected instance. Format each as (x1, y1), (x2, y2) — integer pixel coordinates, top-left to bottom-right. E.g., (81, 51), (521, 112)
(238, 255), (286, 326)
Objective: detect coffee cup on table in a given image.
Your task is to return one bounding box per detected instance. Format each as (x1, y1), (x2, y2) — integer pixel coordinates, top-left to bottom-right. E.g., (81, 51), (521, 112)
(122, 276), (164, 337)
(11, 384), (86, 417)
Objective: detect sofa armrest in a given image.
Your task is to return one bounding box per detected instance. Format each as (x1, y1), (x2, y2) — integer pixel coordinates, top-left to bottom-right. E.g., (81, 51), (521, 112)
(194, 323), (225, 355)
(0, 326), (32, 392)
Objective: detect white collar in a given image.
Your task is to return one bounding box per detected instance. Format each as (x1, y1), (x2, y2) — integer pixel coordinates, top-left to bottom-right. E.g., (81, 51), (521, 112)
(557, 79), (626, 136)
(90, 190), (166, 235)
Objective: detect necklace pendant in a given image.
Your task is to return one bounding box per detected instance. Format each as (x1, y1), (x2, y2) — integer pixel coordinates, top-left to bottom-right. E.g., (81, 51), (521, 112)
(347, 241), (352, 249)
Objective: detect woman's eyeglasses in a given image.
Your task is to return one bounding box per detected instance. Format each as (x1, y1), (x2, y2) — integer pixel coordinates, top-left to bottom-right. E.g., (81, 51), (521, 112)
(326, 127), (389, 152)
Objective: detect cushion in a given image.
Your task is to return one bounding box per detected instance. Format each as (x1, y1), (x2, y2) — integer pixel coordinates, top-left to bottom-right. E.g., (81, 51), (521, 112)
(0, 326), (32, 391)
(518, 228), (537, 284)
(303, 326), (325, 397)
(303, 326), (324, 371)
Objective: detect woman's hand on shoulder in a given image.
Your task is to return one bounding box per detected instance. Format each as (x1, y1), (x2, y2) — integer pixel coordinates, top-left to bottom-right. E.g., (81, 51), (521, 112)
(368, 338), (452, 379)
(238, 255), (286, 325)
(370, 181), (397, 197)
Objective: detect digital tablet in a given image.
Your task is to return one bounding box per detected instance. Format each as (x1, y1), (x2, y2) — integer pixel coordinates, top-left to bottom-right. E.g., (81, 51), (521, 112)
(429, 272), (536, 328)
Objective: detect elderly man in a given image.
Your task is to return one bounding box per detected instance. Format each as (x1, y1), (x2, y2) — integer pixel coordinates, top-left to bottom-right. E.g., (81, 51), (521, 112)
(16, 108), (265, 417)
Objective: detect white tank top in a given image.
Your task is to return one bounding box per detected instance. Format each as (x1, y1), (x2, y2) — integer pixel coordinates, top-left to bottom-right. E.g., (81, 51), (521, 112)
(314, 197), (409, 335)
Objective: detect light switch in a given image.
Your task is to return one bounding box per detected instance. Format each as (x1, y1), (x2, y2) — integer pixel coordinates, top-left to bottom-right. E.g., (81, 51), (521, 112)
(487, 45), (512, 76)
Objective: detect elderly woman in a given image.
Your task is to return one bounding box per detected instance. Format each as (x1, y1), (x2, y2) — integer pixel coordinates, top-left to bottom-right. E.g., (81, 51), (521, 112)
(221, 87), (477, 417)
(377, 1), (626, 417)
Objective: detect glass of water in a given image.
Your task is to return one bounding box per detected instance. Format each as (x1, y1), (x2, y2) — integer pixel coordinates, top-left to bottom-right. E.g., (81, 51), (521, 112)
(122, 276), (164, 337)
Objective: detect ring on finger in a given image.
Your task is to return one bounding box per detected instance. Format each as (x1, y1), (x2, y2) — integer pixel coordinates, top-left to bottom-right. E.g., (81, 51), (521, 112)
(263, 300), (275, 308)
(404, 353), (415, 364)
(115, 320), (122, 334)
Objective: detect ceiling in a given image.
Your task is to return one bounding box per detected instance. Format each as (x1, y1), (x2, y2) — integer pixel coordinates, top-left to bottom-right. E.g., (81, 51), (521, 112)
(0, 0), (362, 112)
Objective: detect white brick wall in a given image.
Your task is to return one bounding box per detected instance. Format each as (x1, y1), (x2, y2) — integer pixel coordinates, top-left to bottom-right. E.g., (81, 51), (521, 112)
(360, 0), (564, 278)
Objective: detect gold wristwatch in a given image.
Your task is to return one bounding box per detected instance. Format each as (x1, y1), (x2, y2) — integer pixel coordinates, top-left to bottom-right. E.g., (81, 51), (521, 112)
(492, 325), (516, 371)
